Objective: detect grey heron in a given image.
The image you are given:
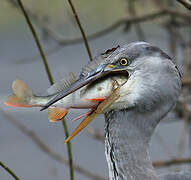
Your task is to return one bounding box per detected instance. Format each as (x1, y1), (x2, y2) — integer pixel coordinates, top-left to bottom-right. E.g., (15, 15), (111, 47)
(42, 42), (191, 180)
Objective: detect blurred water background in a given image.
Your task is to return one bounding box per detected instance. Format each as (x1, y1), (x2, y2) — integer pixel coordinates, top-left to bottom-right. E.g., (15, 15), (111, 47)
(0, 0), (190, 180)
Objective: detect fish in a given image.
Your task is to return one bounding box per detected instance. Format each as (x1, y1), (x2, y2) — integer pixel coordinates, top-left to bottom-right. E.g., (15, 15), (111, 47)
(4, 47), (129, 142)
(4, 72), (128, 122)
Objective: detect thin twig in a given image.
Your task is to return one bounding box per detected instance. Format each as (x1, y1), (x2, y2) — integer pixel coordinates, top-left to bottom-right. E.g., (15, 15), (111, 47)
(8, 0), (191, 44)
(16, 0), (53, 84)
(62, 121), (74, 180)
(15, 0), (74, 179)
(11, 8), (191, 64)
(8, 0), (61, 43)
(182, 78), (191, 87)
(177, 100), (189, 158)
(7, 1), (191, 52)
(127, 0), (146, 41)
(166, 21), (177, 59)
(0, 160), (20, 180)
(67, 0), (93, 61)
(177, 0), (191, 11)
(0, 108), (106, 180)
(153, 157), (191, 167)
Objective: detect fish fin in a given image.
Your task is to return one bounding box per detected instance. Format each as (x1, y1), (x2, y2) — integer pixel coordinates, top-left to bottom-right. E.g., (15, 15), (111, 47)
(48, 107), (68, 122)
(72, 109), (94, 122)
(5, 95), (35, 107)
(4, 80), (35, 107)
(47, 72), (77, 95)
(83, 97), (106, 102)
(65, 114), (94, 143)
(80, 55), (104, 77)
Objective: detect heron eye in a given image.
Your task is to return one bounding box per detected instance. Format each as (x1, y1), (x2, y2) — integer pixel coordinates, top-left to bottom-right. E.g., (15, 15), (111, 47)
(119, 58), (129, 66)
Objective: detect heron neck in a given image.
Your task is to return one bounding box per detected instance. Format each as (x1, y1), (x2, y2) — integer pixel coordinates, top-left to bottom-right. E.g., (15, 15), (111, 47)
(104, 109), (159, 180)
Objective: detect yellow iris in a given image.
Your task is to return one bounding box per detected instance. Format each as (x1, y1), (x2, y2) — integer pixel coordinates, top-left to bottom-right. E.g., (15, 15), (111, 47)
(120, 58), (129, 66)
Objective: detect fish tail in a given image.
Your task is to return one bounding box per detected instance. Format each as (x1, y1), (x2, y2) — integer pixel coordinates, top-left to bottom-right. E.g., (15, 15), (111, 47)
(4, 80), (37, 107)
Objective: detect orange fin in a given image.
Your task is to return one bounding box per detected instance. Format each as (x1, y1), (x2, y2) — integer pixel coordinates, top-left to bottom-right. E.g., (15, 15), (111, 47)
(5, 95), (35, 107)
(48, 107), (68, 122)
(72, 109), (94, 122)
(83, 97), (106, 102)
(4, 80), (35, 107)
(65, 113), (95, 143)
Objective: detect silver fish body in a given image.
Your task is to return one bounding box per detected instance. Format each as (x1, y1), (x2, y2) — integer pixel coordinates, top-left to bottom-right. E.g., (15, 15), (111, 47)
(31, 75), (128, 109)
(4, 72), (128, 122)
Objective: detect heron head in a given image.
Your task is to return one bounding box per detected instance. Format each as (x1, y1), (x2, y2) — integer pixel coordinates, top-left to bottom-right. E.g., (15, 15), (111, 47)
(55, 41), (181, 143)
(41, 42), (181, 112)
(89, 41), (181, 112)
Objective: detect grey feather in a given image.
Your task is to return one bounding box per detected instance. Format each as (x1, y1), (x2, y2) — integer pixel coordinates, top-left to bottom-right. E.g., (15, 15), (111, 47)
(102, 42), (190, 180)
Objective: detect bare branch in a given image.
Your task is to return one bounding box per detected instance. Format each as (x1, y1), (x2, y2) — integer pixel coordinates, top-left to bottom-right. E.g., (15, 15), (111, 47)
(182, 78), (191, 87)
(0, 108), (107, 180)
(177, 0), (191, 11)
(7, 0), (191, 48)
(127, 0), (146, 41)
(153, 157), (191, 167)
(15, 0), (54, 84)
(37, 8), (191, 44)
(0, 160), (20, 180)
(67, 0), (93, 61)
(7, 0), (61, 43)
(10, 7), (191, 64)
(62, 120), (74, 180)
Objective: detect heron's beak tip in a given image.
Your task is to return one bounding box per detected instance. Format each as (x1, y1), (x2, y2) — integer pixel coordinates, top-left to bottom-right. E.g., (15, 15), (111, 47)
(40, 106), (47, 111)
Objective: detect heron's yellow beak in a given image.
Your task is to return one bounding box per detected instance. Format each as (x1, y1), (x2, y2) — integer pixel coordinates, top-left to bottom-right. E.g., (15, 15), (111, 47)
(104, 64), (116, 70)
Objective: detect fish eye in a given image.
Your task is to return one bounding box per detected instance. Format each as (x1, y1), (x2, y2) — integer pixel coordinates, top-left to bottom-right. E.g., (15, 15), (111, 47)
(119, 58), (129, 66)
